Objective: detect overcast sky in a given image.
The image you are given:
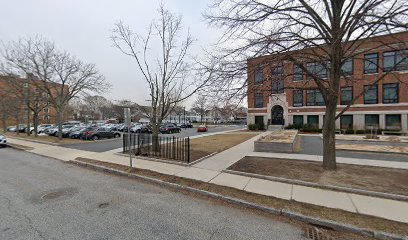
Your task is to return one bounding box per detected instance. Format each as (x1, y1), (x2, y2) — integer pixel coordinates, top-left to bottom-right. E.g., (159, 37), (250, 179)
(0, 0), (220, 106)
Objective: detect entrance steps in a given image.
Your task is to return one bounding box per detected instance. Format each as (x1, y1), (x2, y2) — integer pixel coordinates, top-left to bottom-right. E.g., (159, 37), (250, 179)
(268, 125), (284, 130)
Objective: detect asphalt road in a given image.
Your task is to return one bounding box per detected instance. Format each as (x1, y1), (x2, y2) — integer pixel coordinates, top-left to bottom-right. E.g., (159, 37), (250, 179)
(0, 148), (306, 240)
(62, 125), (245, 153)
(300, 135), (408, 162)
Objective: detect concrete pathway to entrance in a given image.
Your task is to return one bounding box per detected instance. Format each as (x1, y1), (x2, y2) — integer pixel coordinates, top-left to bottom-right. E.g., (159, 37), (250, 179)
(7, 134), (408, 224)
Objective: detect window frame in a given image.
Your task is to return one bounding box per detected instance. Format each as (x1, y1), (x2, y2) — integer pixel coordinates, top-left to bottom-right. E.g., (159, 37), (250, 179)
(341, 58), (353, 76)
(340, 115), (353, 129)
(271, 65), (284, 94)
(364, 53), (379, 74)
(365, 114), (379, 129)
(306, 89), (325, 106)
(293, 64), (303, 81)
(340, 86), (353, 106)
(306, 62), (328, 79)
(363, 85), (378, 104)
(383, 50), (408, 72)
(382, 83), (399, 104)
(254, 93), (264, 108)
(254, 68), (263, 85)
(292, 90), (303, 107)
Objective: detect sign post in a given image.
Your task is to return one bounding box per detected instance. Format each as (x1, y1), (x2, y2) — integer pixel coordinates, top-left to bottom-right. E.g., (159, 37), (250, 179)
(124, 108), (132, 168)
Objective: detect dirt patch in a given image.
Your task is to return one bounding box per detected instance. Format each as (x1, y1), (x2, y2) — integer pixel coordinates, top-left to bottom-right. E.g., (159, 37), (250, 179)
(257, 130), (297, 143)
(131, 132), (259, 163)
(73, 157), (408, 238)
(337, 144), (408, 154)
(228, 156), (408, 196)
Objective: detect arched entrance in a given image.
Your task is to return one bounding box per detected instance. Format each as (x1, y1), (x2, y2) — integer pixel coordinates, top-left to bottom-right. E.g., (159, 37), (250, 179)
(271, 105), (284, 125)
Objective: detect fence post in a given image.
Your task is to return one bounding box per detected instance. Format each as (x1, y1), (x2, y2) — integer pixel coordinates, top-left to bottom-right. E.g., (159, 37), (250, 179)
(172, 136), (175, 159)
(123, 133), (126, 153)
(187, 137), (190, 163)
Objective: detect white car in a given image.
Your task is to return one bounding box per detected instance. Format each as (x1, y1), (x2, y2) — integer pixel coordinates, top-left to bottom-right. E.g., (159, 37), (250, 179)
(130, 123), (143, 133)
(0, 134), (7, 147)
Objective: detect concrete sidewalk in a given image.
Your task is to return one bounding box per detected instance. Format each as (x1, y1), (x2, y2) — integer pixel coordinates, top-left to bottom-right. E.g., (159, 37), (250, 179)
(7, 136), (408, 224)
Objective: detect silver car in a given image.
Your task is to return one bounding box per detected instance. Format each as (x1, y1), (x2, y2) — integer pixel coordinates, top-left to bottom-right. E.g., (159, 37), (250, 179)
(0, 134), (7, 147)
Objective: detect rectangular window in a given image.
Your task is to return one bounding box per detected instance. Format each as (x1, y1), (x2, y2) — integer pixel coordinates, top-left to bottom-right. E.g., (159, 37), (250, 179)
(43, 108), (49, 113)
(255, 93), (263, 108)
(365, 114), (379, 129)
(383, 83), (399, 104)
(383, 50), (408, 72)
(271, 66), (284, 94)
(364, 53), (378, 74)
(293, 90), (303, 107)
(255, 116), (264, 126)
(293, 115), (304, 127)
(255, 68), (263, 84)
(306, 62), (328, 79)
(340, 86), (353, 105)
(293, 64), (303, 81)
(340, 115), (353, 129)
(307, 115), (319, 129)
(306, 89), (325, 106)
(364, 85), (378, 104)
(385, 114), (401, 130)
(341, 58), (353, 76)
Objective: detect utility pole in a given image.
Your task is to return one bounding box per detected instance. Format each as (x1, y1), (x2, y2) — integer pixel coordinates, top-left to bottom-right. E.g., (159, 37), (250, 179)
(25, 73), (32, 136)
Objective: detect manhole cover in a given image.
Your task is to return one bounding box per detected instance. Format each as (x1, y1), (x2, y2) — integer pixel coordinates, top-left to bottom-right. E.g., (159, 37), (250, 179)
(98, 202), (110, 209)
(305, 227), (335, 240)
(41, 187), (78, 201)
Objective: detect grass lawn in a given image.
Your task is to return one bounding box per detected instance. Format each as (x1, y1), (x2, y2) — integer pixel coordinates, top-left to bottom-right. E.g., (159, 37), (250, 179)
(74, 157), (407, 238)
(4, 132), (84, 145)
(228, 156), (408, 196)
(189, 132), (260, 161)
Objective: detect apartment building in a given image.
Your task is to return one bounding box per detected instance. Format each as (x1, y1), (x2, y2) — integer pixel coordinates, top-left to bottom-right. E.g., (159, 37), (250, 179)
(0, 75), (63, 128)
(247, 31), (408, 131)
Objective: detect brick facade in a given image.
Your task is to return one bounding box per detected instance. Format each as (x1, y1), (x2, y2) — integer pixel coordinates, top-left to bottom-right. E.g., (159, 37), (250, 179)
(247, 31), (408, 131)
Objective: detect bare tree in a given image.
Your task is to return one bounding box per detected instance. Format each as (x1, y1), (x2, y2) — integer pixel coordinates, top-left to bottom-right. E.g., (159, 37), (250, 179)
(83, 95), (110, 120)
(111, 3), (213, 142)
(192, 95), (209, 124)
(206, 0), (408, 170)
(0, 88), (20, 132)
(2, 36), (111, 139)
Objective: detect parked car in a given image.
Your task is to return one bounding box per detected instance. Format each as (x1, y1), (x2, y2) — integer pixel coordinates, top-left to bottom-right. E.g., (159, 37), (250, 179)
(16, 124), (27, 133)
(197, 125), (208, 132)
(0, 134), (7, 147)
(130, 123), (143, 133)
(47, 125), (75, 136)
(69, 127), (88, 139)
(6, 126), (16, 132)
(81, 127), (121, 140)
(28, 124), (54, 134)
(160, 124), (181, 134)
(180, 123), (193, 128)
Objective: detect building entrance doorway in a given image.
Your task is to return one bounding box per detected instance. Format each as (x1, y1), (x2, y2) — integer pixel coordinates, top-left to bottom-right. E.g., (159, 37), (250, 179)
(271, 105), (284, 125)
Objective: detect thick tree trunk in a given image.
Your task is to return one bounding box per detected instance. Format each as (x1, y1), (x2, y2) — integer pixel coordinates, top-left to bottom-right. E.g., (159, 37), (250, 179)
(322, 100), (337, 170)
(57, 109), (64, 140)
(33, 112), (39, 137)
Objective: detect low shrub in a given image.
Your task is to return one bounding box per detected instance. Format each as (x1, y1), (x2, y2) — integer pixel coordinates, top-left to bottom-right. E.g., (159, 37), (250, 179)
(248, 124), (258, 131)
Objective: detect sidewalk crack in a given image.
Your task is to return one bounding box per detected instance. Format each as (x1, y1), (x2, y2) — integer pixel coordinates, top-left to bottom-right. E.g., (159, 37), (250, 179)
(347, 193), (359, 213)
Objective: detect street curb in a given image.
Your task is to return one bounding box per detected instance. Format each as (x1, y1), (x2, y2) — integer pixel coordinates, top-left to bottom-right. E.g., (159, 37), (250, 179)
(69, 159), (407, 240)
(223, 169), (408, 202)
(6, 143), (34, 151)
(336, 147), (408, 156)
(114, 151), (219, 167)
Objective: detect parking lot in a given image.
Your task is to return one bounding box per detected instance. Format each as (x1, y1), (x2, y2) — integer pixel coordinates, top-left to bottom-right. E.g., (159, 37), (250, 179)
(62, 125), (244, 152)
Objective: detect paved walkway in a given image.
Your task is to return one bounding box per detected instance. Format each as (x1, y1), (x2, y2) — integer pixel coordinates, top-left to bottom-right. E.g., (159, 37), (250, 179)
(7, 134), (408, 224)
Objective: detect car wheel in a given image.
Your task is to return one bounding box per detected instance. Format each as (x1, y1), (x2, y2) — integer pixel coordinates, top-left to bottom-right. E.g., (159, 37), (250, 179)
(136, 129), (141, 133)
(114, 133), (120, 138)
(92, 135), (99, 140)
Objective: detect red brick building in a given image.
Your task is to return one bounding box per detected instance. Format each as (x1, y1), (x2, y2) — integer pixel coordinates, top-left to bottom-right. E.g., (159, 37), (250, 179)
(0, 76), (68, 129)
(247, 31), (408, 132)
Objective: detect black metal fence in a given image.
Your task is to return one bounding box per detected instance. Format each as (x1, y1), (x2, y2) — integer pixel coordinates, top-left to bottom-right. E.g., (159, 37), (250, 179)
(123, 133), (190, 163)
